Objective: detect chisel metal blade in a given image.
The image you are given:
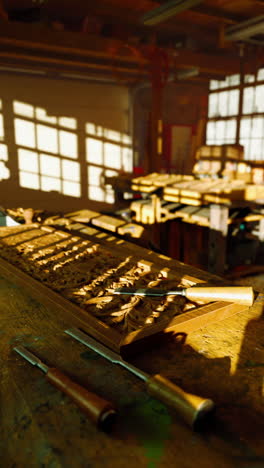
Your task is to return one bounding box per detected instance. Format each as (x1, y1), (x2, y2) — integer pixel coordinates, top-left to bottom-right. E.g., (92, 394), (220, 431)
(113, 287), (184, 297)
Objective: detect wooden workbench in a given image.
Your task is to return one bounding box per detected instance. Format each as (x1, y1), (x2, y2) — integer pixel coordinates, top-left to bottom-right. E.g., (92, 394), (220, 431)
(1, 231), (264, 467)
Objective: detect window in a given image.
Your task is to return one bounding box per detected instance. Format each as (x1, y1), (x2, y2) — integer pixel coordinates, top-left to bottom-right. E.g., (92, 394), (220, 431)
(206, 69), (264, 161)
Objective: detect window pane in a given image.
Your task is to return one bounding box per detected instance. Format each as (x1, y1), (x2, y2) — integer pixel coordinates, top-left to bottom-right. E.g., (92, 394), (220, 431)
(210, 80), (219, 90)
(228, 74), (240, 86)
(240, 139), (251, 159)
(240, 118), (251, 138)
(251, 139), (263, 160)
(37, 124), (58, 154)
(86, 137), (103, 164)
(243, 87), (254, 114)
(59, 130), (78, 159)
(215, 120), (225, 141)
(40, 154), (60, 177)
(208, 94), (218, 118)
(244, 74), (255, 84)
(251, 117), (264, 138)
(257, 68), (264, 81)
(218, 91), (228, 116)
(206, 121), (215, 142)
(228, 90), (239, 115)
(219, 78), (229, 88)
(18, 149), (39, 173)
(255, 85), (264, 112)
(15, 118), (36, 148)
(225, 119), (237, 141)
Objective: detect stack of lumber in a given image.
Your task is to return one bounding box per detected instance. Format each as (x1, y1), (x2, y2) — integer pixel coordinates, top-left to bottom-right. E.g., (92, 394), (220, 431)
(163, 179), (263, 206)
(131, 173), (194, 193)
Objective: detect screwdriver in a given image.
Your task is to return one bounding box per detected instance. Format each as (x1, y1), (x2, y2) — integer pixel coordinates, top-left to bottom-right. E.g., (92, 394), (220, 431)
(65, 328), (215, 430)
(14, 345), (117, 431)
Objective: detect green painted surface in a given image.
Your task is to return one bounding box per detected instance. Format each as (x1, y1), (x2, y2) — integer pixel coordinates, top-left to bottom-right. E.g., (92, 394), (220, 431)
(121, 395), (172, 468)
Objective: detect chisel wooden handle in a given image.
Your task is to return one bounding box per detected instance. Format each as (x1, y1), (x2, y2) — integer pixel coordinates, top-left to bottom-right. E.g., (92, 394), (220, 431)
(146, 374), (214, 429)
(185, 286), (254, 306)
(46, 368), (116, 431)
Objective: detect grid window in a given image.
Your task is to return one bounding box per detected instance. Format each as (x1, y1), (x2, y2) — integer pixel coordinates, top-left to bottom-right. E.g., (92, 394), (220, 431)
(207, 71), (264, 160)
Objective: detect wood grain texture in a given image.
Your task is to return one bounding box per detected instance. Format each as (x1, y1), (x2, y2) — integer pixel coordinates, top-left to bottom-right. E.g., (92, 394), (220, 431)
(1, 270), (264, 467)
(0, 224), (248, 355)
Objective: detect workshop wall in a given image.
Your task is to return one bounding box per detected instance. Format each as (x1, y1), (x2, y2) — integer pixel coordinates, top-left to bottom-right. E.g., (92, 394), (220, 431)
(0, 72), (131, 212)
(133, 81), (208, 173)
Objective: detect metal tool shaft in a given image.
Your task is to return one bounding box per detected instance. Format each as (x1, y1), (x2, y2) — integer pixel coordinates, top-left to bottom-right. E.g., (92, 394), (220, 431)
(14, 346), (48, 373)
(65, 328), (149, 381)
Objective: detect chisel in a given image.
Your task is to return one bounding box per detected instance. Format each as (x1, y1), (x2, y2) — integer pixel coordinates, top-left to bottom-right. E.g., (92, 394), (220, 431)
(113, 286), (254, 306)
(65, 327), (215, 430)
(14, 345), (117, 431)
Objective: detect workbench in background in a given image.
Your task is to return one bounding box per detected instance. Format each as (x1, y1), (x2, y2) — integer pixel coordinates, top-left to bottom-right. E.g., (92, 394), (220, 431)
(1, 223), (264, 467)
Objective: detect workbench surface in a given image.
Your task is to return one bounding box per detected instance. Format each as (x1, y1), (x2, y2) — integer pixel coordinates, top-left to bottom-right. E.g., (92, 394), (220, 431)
(1, 268), (264, 467)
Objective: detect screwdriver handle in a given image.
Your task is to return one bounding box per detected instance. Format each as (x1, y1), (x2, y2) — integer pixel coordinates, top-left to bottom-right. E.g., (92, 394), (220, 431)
(185, 286), (254, 306)
(46, 368), (116, 431)
(146, 374), (214, 429)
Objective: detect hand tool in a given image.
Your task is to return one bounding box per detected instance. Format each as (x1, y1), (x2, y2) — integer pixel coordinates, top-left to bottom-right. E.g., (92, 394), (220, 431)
(65, 327), (215, 430)
(113, 285), (254, 306)
(14, 345), (116, 431)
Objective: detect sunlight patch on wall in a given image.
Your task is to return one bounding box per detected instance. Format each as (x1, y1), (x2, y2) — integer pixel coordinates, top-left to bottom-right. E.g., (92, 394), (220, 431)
(104, 142), (121, 169)
(37, 124), (58, 154)
(0, 104), (10, 181)
(14, 100), (80, 198)
(59, 117), (77, 130)
(63, 180), (80, 197)
(86, 137), (103, 165)
(62, 160), (80, 181)
(40, 154), (60, 177)
(85, 123), (133, 203)
(41, 175), (61, 192)
(0, 114), (4, 140)
(59, 130), (78, 159)
(13, 101), (34, 118)
(15, 118), (36, 148)
(20, 171), (39, 189)
(18, 148), (39, 173)
(36, 107), (57, 125)
(88, 185), (104, 202)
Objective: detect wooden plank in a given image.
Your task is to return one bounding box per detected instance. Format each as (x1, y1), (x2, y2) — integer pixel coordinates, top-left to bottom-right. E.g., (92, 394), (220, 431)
(91, 215), (126, 232)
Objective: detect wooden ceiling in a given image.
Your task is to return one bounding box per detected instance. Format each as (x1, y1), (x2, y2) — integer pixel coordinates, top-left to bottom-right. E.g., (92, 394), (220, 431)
(0, 0), (264, 84)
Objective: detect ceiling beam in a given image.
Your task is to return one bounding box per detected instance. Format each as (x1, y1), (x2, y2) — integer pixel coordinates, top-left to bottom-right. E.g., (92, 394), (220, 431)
(140, 0), (204, 26)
